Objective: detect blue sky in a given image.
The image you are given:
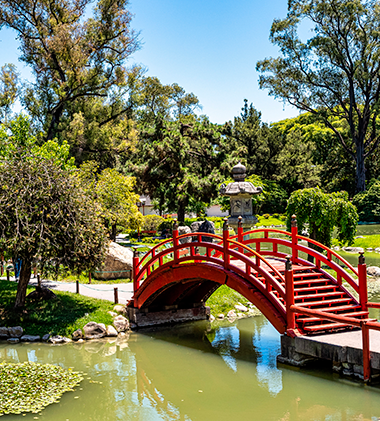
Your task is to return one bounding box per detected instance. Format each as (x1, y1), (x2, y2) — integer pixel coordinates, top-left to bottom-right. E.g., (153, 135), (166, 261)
(0, 0), (300, 125)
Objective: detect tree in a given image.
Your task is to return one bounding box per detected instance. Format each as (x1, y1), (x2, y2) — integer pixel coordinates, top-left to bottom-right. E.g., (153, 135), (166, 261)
(221, 100), (285, 179)
(133, 116), (224, 222)
(275, 129), (322, 194)
(77, 161), (142, 240)
(134, 76), (200, 124)
(352, 180), (380, 222)
(0, 64), (19, 123)
(273, 112), (357, 195)
(0, 0), (139, 141)
(286, 187), (358, 249)
(0, 159), (108, 309)
(257, 0), (380, 192)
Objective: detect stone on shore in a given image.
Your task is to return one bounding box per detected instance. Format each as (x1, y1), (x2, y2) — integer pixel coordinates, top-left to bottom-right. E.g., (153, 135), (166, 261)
(113, 315), (129, 332)
(367, 266), (380, 278)
(21, 335), (41, 342)
(106, 325), (118, 337)
(94, 241), (133, 280)
(235, 304), (248, 312)
(343, 246), (364, 253)
(8, 326), (23, 338)
(113, 305), (127, 315)
(72, 329), (84, 341)
(7, 337), (20, 344)
(83, 322), (106, 339)
(48, 335), (70, 344)
(0, 327), (9, 338)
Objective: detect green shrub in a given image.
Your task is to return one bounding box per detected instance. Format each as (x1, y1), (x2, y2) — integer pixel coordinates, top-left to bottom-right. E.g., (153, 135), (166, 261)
(157, 217), (174, 231)
(352, 181), (380, 223)
(142, 214), (165, 231)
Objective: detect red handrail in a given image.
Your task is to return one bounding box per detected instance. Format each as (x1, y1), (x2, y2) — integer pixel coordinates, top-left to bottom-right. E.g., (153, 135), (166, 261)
(290, 304), (380, 381)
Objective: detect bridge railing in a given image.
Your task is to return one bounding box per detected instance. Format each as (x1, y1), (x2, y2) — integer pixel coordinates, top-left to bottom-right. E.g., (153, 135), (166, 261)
(132, 224), (289, 316)
(212, 217), (366, 310)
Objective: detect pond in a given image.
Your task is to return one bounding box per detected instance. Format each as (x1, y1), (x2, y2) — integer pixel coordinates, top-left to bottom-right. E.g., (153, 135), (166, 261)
(2, 315), (380, 420)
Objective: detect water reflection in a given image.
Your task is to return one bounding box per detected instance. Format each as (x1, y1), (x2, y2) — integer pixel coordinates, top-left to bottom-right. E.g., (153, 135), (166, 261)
(1, 318), (380, 420)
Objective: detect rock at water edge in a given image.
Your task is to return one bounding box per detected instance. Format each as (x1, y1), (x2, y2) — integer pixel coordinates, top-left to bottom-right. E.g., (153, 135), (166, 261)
(83, 322), (106, 339)
(106, 325), (118, 337)
(113, 315), (129, 332)
(8, 326), (23, 338)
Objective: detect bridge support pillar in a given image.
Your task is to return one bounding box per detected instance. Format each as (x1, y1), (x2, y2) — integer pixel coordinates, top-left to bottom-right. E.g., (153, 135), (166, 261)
(127, 305), (211, 329)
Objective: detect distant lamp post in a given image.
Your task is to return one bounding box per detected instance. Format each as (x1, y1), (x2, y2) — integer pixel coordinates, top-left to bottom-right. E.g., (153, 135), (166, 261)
(137, 197), (147, 242)
(141, 197), (146, 216)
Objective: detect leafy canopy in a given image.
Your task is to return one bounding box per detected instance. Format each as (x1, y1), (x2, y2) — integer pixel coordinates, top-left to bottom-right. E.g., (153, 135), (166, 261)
(0, 117), (108, 308)
(286, 187), (358, 247)
(0, 0), (139, 141)
(257, 0), (380, 192)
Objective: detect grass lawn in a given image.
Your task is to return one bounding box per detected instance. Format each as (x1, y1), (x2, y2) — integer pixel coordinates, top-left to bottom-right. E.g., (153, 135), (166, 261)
(0, 280), (114, 337)
(332, 234), (380, 249)
(256, 215), (286, 227)
(206, 285), (251, 316)
(352, 234), (380, 249)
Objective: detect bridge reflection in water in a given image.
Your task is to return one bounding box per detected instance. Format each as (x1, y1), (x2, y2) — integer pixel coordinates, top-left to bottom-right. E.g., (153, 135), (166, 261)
(130, 318), (380, 421)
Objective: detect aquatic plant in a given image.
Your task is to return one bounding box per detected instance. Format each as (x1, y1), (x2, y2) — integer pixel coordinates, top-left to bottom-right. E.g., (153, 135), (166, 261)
(0, 361), (83, 415)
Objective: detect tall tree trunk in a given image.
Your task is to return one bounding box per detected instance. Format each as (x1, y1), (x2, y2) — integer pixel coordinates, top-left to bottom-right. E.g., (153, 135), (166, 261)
(355, 140), (366, 192)
(177, 204), (185, 223)
(111, 223), (117, 242)
(14, 260), (32, 309)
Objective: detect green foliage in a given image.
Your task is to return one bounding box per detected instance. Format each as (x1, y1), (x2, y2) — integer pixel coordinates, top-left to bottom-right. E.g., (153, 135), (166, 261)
(274, 129), (322, 194)
(0, 151), (108, 307)
(133, 116), (225, 221)
(157, 218), (174, 232)
(0, 280), (114, 336)
(0, 115), (75, 170)
(286, 187), (358, 247)
(134, 76), (200, 123)
(257, 0), (380, 192)
(220, 100), (285, 179)
(256, 215), (286, 227)
(77, 161), (142, 235)
(0, 361), (83, 415)
(353, 181), (380, 223)
(142, 214), (165, 231)
(0, 0), (139, 143)
(0, 63), (19, 123)
(354, 235), (380, 249)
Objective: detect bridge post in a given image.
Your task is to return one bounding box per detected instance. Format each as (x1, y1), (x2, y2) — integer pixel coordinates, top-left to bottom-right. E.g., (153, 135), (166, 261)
(291, 215), (298, 263)
(238, 216), (243, 255)
(223, 218), (230, 269)
(358, 252), (368, 311)
(173, 220), (179, 264)
(285, 256), (296, 333)
(133, 249), (140, 293)
(362, 321), (371, 382)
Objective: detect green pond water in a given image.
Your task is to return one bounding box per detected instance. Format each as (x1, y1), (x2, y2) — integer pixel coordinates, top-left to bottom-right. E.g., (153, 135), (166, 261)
(2, 316), (380, 421)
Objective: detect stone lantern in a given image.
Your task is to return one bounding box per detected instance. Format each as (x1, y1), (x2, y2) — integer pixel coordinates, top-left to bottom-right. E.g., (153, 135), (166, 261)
(220, 162), (262, 230)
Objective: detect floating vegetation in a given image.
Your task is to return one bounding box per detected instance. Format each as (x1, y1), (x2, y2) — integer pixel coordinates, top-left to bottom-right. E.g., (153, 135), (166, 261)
(0, 361), (83, 415)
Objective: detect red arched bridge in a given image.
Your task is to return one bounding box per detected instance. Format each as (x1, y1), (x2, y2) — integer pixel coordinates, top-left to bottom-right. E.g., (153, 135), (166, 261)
(127, 217), (380, 381)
